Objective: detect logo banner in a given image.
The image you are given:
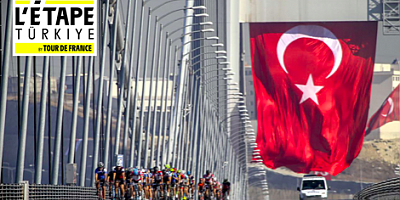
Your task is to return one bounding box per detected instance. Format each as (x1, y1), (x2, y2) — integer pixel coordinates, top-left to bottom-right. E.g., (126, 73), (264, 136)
(13, 0), (97, 56)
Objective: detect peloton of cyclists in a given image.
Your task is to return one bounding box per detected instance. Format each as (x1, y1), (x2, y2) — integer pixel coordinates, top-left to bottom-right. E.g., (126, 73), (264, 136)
(94, 162), (233, 200)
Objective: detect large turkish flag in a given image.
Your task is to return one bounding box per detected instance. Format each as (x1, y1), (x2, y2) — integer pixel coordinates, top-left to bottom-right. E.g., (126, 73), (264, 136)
(250, 22), (377, 176)
(366, 85), (400, 135)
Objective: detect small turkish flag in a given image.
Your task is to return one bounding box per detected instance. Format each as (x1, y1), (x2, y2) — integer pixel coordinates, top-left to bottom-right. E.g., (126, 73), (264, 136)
(250, 22), (377, 176)
(312, 171), (332, 181)
(366, 85), (400, 135)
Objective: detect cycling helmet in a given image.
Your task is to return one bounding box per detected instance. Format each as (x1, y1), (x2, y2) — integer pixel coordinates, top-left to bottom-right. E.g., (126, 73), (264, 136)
(206, 170), (211, 175)
(224, 179), (228, 183)
(164, 164), (171, 169)
(170, 168), (175, 172)
(133, 168), (139, 176)
(112, 166), (116, 171)
(174, 168), (177, 172)
(98, 162), (104, 168)
(181, 170), (185, 174)
(177, 170), (181, 174)
(187, 171), (191, 175)
(213, 177), (217, 182)
(154, 167), (159, 172)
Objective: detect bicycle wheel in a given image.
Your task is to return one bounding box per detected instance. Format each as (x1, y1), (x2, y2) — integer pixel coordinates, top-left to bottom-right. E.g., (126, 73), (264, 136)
(97, 187), (102, 200)
(156, 187), (161, 200)
(199, 192), (204, 200)
(205, 188), (212, 200)
(133, 185), (138, 200)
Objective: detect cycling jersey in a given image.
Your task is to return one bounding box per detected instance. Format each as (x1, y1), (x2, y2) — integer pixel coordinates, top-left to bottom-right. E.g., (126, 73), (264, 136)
(143, 172), (152, 183)
(95, 167), (107, 180)
(108, 170), (115, 182)
(153, 171), (163, 182)
(171, 173), (178, 183)
(131, 171), (142, 182)
(188, 175), (194, 185)
(115, 167), (125, 180)
(214, 181), (220, 189)
(198, 182), (205, 191)
(203, 173), (214, 183)
(222, 182), (231, 190)
(125, 170), (133, 180)
(180, 174), (188, 184)
(163, 171), (171, 182)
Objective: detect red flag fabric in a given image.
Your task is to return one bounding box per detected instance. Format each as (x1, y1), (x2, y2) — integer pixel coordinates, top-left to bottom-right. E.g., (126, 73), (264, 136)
(366, 85), (400, 135)
(250, 22), (377, 176)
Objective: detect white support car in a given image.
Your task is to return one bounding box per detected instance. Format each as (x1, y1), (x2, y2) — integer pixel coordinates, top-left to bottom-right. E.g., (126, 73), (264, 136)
(297, 175), (330, 199)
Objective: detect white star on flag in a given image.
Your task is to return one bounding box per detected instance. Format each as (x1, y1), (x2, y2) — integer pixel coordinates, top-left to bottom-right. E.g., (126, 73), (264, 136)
(295, 75), (323, 105)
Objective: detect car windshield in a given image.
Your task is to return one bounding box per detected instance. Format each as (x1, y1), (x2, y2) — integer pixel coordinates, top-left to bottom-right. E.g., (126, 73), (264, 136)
(302, 180), (326, 190)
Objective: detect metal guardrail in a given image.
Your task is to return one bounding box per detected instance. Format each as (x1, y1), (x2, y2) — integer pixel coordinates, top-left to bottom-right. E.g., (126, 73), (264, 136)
(353, 177), (400, 199)
(29, 184), (97, 199)
(0, 183), (24, 199)
(1, 183), (98, 199)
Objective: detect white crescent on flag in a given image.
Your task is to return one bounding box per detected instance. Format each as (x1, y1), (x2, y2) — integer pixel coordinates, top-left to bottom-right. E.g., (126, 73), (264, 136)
(277, 25), (343, 79)
(381, 97), (394, 117)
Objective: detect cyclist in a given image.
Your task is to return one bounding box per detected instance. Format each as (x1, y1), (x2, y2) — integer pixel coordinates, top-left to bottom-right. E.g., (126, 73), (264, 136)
(113, 162), (125, 198)
(125, 167), (134, 199)
(152, 166), (163, 198)
(94, 162), (107, 198)
(162, 168), (171, 197)
(142, 168), (153, 199)
(222, 179), (231, 199)
(213, 177), (222, 199)
(180, 170), (190, 199)
(131, 168), (143, 198)
(107, 166), (116, 197)
(176, 170), (184, 199)
(197, 178), (206, 198)
(187, 171), (195, 198)
(203, 170), (214, 197)
(203, 170), (214, 185)
(170, 168), (179, 199)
